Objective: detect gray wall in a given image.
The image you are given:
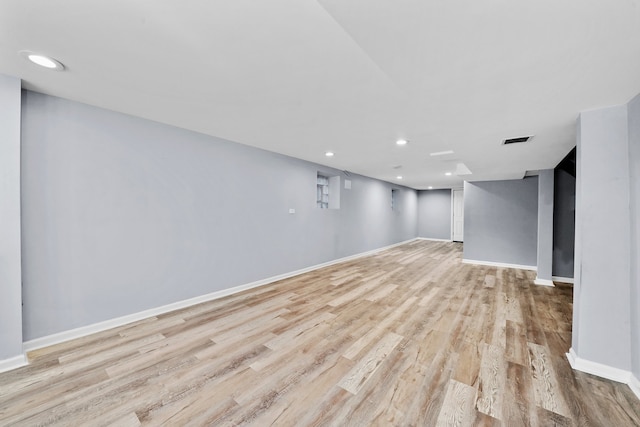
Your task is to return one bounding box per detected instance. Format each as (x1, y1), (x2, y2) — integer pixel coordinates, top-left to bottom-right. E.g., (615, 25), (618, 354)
(463, 178), (538, 267)
(536, 170), (554, 282)
(417, 189), (451, 240)
(21, 91), (417, 340)
(573, 104), (631, 371)
(552, 168), (575, 278)
(0, 75), (23, 361)
(628, 93), (640, 380)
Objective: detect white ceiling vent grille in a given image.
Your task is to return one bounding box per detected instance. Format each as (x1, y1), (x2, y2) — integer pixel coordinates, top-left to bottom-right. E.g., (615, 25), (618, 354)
(502, 136), (533, 145)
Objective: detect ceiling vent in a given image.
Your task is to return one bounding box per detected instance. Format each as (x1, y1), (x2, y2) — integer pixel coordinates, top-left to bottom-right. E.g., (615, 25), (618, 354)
(502, 135), (533, 145)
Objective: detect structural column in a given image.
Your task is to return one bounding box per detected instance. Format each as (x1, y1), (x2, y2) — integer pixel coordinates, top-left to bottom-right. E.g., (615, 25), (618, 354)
(0, 74), (24, 371)
(570, 103), (631, 381)
(535, 169), (554, 286)
(628, 94), (640, 391)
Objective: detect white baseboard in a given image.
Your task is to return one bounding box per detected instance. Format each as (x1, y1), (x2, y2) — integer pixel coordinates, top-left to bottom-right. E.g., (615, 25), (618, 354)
(630, 374), (640, 401)
(552, 276), (574, 284)
(416, 237), (453, 242)
(23, 238), (417, 353)
(534, 277), (555, 287)
(462, 259), (537, 271)
(566, 348), (631, 384)
(0, 354), (28, 373)
(566, 347), (579, 370)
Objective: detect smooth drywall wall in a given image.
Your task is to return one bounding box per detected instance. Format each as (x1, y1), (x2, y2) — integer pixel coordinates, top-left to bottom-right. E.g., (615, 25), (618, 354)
(21, 91), (417, 340)
(552, 168), (575, 278)
(629, 93), (640, 379)
(0, 75), (23, 361)
(536, 170), (554, 282)
(463, 178), (538, 267)
(417, 189), (451, 240)
(573, 104), (631, 371)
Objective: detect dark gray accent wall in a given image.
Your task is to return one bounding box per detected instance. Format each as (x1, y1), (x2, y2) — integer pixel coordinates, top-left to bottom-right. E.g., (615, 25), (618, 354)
(553, 168), (575, 278)
(573, 104), (631, 371)
(20, 91), (418, 340)
(417, 189), (451, 240)
(463, 178), (538, 267)
(536, 170), (554, 282)
(628, 93), (640, 380)
(0, 75), (23, 362)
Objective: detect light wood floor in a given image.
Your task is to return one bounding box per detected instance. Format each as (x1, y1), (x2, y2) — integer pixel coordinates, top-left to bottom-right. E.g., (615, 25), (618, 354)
(1, 240), (639, 426)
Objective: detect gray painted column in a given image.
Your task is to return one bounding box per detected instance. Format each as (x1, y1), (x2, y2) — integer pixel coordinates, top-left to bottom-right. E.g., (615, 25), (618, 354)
(0, 74), (24, 371)
(571, 104), (631, 376)
(535, 169), (554, 286)
(628, 94), (640, 384)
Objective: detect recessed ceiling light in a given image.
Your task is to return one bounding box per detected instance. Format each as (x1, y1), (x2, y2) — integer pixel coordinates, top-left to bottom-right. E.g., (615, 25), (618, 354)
(325, 151), (334, 157)
(430, 150), (454, 156)
(396, 139), (408, 146)
(20, 51), (65, 71)
(396, 175), (403, 180)
(445, 172), (452, 176)
(428, 186), (433, 189)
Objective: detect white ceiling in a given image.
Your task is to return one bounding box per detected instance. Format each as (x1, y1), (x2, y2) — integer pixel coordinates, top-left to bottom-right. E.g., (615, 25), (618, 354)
(1, 0), (639, 189)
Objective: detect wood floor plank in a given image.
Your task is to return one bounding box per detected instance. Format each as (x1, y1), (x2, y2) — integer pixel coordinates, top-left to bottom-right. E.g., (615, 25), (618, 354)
(436, 379), (477, 426)
(365, 283), (398, 302)
(528, 341), (572, 418)
(476, 343), (507, 420)
(505, 319), (528, 366)
(1, 240), (639, 426)
(452, 340), (481, 387)
(338, 332), (403, 394)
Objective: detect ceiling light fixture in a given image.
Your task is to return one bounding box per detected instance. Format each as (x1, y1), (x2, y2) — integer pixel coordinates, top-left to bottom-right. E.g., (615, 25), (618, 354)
(445, 172), (452, 176)
(325, 151), (334, 157)
(428, 186), (433, 189)
(396, 175), (403, 180)
(20, 50), (65, 71)
(396, 139), (408, 146)
(430, 150), (454, 156)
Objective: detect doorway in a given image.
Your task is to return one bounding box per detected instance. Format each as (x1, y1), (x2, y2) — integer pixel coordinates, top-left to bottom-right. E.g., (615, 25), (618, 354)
(452, 189), (464, 242)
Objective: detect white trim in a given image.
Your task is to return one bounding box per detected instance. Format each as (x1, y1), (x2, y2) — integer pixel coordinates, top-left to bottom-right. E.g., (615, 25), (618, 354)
(566, 348), (631, 384)
(534, 277), (555, 287)
(23, 238), (416, 353)
(630, 374), (640, 401)
(462, 259), (537, 271)
(416, 237), (453, 242)
(566, 347), (578, 369)
(0, 354), (28, 373)
(552, 276), (574, 284)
